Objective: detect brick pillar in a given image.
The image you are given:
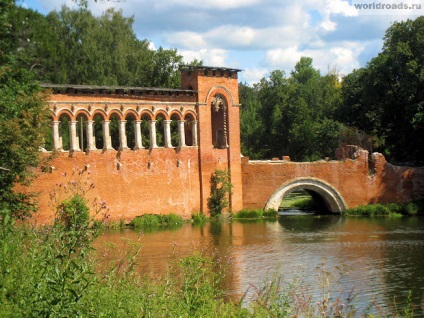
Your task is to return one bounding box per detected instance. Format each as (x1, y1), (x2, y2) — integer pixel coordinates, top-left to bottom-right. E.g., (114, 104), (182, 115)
(52, 121), (62, 150)
(86, 120), (96, 151)
(133, 120), (143, 150)
(69, 121), (80, 151)
(164, 120), (173, 148)
(149, 120), (158, 148)
(178, 120), (186, 147)
(102, 120), (113, 150)
(119, 120), (128, 150)
(191, 120), (198, 146)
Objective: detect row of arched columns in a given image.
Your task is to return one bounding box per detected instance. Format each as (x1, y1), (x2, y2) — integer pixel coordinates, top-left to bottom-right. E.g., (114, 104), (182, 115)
(51, 118), (198, 151)
(49, 101), (199, 152)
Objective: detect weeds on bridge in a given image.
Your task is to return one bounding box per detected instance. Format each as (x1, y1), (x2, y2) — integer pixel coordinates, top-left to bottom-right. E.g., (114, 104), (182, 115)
(207, 169), (233, 217)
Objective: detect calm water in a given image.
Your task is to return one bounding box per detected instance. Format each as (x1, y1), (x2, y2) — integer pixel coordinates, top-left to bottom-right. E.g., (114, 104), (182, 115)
(95, 216), (424, 314)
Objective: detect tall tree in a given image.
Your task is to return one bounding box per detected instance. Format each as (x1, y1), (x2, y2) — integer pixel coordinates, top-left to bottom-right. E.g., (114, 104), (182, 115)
(0, 0), (50, 219)
(240, 58), (342, 161)
(340, 16), (424, 163)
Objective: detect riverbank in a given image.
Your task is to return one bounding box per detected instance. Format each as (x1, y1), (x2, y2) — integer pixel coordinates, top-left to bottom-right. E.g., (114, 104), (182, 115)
(2, 216), (423, 317)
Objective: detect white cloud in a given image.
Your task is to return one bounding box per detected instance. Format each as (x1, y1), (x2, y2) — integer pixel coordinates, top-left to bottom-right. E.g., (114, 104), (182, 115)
(264, 42), (364, 77)
(180, 49), (228, 67)
(173, 0), (260, 10)
(241, 67), (269, 85)
(23, 0), (411, 83)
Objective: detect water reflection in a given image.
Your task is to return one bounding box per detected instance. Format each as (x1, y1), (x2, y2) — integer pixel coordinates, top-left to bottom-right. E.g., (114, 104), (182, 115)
(94, 216), (424, 315)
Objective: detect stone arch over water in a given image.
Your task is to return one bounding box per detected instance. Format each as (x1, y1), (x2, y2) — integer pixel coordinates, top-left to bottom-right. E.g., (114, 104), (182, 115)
(264, 178), (347, 213)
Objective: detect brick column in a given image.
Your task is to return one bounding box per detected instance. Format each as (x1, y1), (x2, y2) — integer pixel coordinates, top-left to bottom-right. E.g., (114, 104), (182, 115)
(149, 120), (158, 148)
(69, 121), (80, 152)
(52, 121), (62, 150)
(133, 120), (143, 150)
(102, 120), (113, 150)
(191, 120), (198, 147)
(178, 120), (186, 147)
(86, 120), (96, 151)
(119, 120), (128, 150)
(164, 120), (173, 148)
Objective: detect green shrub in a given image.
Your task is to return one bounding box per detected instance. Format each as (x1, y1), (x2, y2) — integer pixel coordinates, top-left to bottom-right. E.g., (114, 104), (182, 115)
(233, 209), (262, 219)
(344, 200), (424, 217)
(130, 213), (183, 230)
(131, 214), (161, 228)
(56, 194), (90, 229)
(263, 208), (278, 218)
(207, 169), (233, 217)
(191, 212), (208, 224)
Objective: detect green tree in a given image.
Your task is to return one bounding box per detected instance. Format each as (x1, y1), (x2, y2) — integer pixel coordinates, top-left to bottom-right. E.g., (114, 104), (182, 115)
(207, 169), (233, 217)
(240, 58), (342, 161)
(340, 16), (424, 163)
(0, 0), (50, 219)
(11, 5), (194, 88)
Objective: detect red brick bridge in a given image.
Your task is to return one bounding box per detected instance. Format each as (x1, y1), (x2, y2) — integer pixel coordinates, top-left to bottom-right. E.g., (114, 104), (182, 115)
(23, 66), (424, 223)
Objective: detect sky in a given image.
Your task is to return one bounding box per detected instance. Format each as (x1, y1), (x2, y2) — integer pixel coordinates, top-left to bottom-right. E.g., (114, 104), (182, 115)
(19, 0), (424, 84)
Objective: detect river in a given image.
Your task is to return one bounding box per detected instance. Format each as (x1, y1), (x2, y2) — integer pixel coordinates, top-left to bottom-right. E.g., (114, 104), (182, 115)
(95, 215), (424, 315)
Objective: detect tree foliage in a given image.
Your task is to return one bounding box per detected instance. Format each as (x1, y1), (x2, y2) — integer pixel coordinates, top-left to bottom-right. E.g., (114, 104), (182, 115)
(240, 57), (342, 161)
(340, 16), (424, 163)
(10, 5), (197, 88)
(0, 0), (50, 219)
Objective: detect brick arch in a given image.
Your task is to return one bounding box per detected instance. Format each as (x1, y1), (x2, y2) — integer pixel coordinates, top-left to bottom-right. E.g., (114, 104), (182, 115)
(183, 110), (197, 120)
(264, 178), (347, 213)
(108, 110), (124, 120)
(55, 109), (74, 121)
(124, 109), (138, 120)
(140, 110), (154, 120)
(91, 110), (107, 120)
(154, 109), (168, 120)
(204, 85), (235, 106)
(169, 109), (183, 120)
(74, 109), (91, 120)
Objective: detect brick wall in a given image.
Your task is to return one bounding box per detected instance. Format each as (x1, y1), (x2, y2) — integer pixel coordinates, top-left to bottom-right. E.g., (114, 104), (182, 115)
(24, 148), (201, 224)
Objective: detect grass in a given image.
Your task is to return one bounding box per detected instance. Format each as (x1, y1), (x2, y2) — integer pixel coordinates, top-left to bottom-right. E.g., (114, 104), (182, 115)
(232, 208), (278, 219)
(1, 210), (422, 317)
(130, 213), (183, 230)
(343, 200), (424, 216)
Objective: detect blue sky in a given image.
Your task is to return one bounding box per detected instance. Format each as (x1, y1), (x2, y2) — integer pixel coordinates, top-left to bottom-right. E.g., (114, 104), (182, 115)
(19, 0), (424, 84)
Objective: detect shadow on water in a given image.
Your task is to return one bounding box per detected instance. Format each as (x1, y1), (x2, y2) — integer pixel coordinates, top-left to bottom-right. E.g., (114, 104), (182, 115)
(277, 214), (343, 232)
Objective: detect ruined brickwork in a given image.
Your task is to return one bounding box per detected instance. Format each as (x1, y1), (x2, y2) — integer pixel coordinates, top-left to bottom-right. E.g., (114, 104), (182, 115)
(25, 66), (243, 224)
(21, 67), (424, 224)
(242, 150), (424, 212)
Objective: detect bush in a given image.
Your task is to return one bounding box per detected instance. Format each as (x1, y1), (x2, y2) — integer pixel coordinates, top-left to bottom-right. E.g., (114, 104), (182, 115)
(207, 169), (233, 217)
(233, 209), (263, 219)
(56, 194), (90, 229)
(130, 213), (183, 230)
(343, 200), (424, 216)
(263, 208), (278, 218)
(233, 208), (278, 219)
(191, 212), (208, 224)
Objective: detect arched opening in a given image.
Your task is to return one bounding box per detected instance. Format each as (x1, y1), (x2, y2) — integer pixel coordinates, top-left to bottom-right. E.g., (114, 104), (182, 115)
(280, 188), (331, 214)
(109, 114), (120, 150)
(211, 94), (228, 149)
(184, 114), (195, 146)
(76, 114), (89, 151)
(141, 114), (151, 149)
(170, 114), (180, 147)
(265, 178), (346, 214)
(93, 114), (104, 150)
(58, 114), (71, 151)
(155, 114), (165, 147)
(125, 114), (136, 150)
